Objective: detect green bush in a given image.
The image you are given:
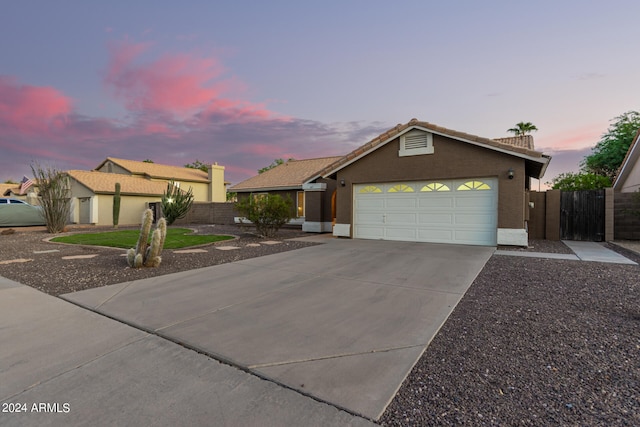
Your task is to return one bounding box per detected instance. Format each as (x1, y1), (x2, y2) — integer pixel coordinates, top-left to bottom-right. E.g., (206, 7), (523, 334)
(235, 194), (293, 238)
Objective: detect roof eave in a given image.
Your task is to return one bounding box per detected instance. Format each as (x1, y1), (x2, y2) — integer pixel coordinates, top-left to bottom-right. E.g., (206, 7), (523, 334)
(231, 185), (302, 193)
(613, 130), (640, 190)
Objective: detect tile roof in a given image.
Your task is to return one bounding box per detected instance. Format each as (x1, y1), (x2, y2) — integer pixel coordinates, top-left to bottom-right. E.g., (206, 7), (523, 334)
(317, 118), (550, 179)
(97, 158), (210, 183)
(493, 135), (535, 150)
(230, 156), (343, 191)
(67, 170), (168, 196)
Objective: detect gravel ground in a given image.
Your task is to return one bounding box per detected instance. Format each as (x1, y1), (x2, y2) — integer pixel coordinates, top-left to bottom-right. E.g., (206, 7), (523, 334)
(0, 224), (316, 296)
(381, 245), (640, 426)
(2, 226), (639, 425)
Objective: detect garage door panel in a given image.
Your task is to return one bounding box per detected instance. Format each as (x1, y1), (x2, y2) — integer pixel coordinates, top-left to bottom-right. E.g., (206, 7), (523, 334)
(418, 197), (454, 208)
(356, 213), (383, 224)
(418, 213), (453, 225)
(387, 213), (417, 225)
(455, 196), (495, 209)
(386, 198), (417, 209)
(356, 199), (385, 209)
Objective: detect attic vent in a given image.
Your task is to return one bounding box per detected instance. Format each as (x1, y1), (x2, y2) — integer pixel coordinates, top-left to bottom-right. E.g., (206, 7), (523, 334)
(405, 134), (428, 150)
(399, 130), (434, 157)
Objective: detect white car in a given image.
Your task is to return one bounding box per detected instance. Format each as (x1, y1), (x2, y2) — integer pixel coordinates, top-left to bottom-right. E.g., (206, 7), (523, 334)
(0, 198), (46, 226)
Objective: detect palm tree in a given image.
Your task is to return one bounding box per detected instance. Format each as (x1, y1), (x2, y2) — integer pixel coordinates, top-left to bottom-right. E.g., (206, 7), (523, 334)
(507, 122), (538, 136)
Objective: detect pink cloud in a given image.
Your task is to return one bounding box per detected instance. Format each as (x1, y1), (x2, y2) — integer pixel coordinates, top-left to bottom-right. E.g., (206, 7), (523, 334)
(538, 124), (604, 152)
(104, 40), (275, 122)
(0, 76), (73, 134)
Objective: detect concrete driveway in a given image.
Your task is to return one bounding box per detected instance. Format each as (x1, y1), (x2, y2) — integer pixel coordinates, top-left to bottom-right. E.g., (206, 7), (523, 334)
(62, 238), (494, 420)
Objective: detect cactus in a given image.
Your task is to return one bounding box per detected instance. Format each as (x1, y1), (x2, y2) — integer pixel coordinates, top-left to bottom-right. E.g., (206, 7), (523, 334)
(113, 182), (121, 229)
(126, 209), (166, 268)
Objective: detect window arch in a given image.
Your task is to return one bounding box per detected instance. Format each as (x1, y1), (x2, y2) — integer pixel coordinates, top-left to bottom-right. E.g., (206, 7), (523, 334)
(421, 183), (450, 192)
(388, 184), (414, 193)
(359, 185), (382, 193)
(457, 180), (491, 191)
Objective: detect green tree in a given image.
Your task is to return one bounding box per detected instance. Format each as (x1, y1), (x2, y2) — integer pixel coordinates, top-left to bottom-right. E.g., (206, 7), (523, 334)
(507, 122), (538, 136)
(30, 162), (71, 233)
(235, 194), (293, 237)
(582, 111), (640, 180)
(547, 172), (611, 191)
(258, 158), (294, 174)
(184, 159), (209, 172)
(161, 181), (194, 225)
(143, 159), (154, 163)
(3, 179), (17, 184)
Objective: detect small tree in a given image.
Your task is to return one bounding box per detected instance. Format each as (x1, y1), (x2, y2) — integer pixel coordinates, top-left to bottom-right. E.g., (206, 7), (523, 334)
(507, 122), (538, 136)
(113, 182), (121, 229)
(547, 172), (611, 191)
(582, 111), (640, 179)
(30, 162), (71, 233)
(235, 194), (293, 238)
(184, 159), (209, 172)
(161, 181), (194, 225)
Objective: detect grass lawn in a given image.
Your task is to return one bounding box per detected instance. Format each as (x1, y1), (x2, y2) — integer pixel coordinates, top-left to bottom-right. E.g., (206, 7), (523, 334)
(51, 228), (234, 249)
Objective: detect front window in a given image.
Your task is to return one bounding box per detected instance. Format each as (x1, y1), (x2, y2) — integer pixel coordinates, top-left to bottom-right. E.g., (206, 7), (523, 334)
(297, 192), (305, 217)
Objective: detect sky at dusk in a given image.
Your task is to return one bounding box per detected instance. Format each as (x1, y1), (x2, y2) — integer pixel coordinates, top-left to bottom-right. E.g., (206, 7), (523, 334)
(1, 1), (639, 188)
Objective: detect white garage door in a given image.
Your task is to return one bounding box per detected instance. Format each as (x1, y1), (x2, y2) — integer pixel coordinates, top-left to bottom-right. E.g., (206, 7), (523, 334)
(354, 178), (498, 246)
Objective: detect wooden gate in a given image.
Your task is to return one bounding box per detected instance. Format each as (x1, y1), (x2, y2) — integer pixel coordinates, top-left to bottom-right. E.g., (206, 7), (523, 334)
(560, 190), (605, 241)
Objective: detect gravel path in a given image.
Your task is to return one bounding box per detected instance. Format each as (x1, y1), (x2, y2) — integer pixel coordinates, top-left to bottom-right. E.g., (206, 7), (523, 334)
(2, 227), (639, 425)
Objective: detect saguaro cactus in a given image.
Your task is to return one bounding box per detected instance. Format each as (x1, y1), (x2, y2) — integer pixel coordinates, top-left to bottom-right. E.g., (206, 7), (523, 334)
(126, 209), (166, 268)
(113, 182), (121, 229)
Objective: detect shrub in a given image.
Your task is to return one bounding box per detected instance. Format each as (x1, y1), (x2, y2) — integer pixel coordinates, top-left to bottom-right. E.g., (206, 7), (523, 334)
(30, 162), (71, 233)
(161, 181), (194, 225)
(235, 194), (293, 238)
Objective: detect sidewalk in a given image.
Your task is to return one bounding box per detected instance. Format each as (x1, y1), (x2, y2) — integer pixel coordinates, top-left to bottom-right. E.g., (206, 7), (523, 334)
(0, 276), (372, 427)
(494, 240), (637, 265)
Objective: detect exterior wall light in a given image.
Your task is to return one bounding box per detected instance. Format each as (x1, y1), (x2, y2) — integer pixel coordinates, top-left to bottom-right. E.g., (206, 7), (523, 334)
(340, 179), (345, 187)
(508, 168), (514, 180)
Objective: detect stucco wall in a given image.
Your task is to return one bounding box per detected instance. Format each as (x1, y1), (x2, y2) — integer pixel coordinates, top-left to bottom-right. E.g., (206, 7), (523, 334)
(334, 134), (527, 231)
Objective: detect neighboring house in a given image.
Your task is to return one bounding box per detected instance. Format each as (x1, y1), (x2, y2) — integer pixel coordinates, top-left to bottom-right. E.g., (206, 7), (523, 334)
(613, 129), (640, 193)
(314, 119), (550, 246)
(95, 157), (226, 202)
(66, 170), (168, 226)
(1, 177), (39, 205)
(66, 158), (227, 226)
(229, 156), (342, 231)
